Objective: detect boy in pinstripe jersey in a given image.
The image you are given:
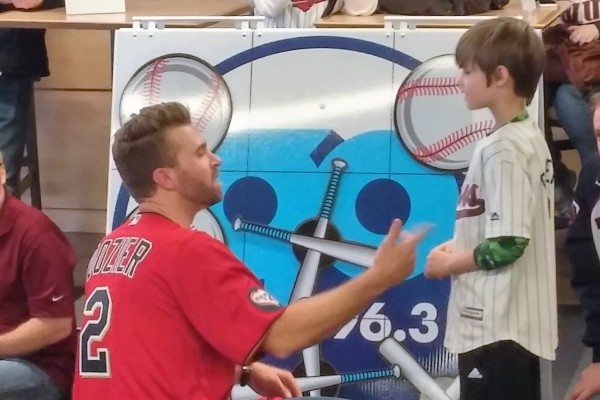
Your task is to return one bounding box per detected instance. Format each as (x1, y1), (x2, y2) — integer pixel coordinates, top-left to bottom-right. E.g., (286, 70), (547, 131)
(425, 17), (557, 400)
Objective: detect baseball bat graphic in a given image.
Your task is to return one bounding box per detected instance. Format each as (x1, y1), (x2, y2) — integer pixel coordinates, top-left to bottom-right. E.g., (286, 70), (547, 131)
(233, 219), (376, 268)
(302, 344), (322, 397)
(291, 158), (347, 302)
(281, 159), (347, 396)
(231, 366), (400, 400)
(379, 338), (452, 400)
(445, 377), (460, 400)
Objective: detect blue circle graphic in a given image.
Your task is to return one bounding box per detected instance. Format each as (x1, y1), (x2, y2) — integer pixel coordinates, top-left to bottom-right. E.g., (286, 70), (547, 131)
(355, 179), (411, 234)
(223, 177), (277, 225)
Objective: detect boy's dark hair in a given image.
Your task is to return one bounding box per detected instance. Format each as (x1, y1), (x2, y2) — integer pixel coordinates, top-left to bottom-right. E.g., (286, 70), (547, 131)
(112, 102), (191, 202)
(455, 17), (546, 102)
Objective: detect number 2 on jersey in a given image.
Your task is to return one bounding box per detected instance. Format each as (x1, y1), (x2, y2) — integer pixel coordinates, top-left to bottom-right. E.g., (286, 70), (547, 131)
(79, 286), (112, 377)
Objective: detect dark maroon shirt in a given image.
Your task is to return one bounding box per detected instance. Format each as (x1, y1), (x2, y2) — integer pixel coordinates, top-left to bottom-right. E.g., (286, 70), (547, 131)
(0, 193), (76, 394)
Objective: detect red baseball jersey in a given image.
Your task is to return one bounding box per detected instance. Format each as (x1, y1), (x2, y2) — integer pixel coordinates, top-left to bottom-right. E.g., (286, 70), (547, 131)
(73, 212), (285, 400)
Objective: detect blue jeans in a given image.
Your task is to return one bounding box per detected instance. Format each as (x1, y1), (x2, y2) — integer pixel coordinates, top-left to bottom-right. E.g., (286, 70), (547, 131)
(553, 84), (598, 164)
(0, 359), (63, 400)
(0, 76), (33, 195)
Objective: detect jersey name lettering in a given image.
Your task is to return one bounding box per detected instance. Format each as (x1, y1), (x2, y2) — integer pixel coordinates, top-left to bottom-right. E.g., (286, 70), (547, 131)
(86, 237), (152, 280)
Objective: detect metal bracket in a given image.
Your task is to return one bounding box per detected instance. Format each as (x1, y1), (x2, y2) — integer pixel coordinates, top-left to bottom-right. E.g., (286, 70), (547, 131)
(384, 15), (523, 36)
(131, 16), (266, 30)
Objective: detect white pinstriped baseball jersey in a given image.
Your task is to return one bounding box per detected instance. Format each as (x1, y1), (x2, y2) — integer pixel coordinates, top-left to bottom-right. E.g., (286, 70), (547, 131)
(249, 0), (342, 28)
(444, 117), (558, 360)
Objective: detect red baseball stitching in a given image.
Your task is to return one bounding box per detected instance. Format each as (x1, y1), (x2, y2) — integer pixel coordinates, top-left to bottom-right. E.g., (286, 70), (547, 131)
(191, 73), (222, 134)
(412, 120), (494, 162)
(142, 59), (169, 106)
(397, 77), (461, 101)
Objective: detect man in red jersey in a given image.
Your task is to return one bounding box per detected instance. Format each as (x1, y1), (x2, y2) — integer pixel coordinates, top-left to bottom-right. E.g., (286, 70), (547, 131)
(0, 149), (77, 400)
(73, 102), (425, 400)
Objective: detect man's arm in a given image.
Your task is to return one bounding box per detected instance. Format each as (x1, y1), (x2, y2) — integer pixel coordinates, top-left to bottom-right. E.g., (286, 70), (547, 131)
(11, 218), (77, 357)
(0, 317), (72, 357)
(11, 0), (43, 9)
(261, 220), (424, 357)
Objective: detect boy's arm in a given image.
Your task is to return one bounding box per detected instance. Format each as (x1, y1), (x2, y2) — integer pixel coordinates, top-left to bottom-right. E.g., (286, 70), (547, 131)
(426, 138), (534, 278)
(425, 243), (476, 278)
(425, 237), (529, 278)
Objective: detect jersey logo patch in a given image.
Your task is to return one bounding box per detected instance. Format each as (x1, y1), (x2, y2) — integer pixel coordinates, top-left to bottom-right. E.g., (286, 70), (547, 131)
(249, 287), (281, 311)
(540, 159), (554, 186)
(490, 212), (500, 221)
(456, 184), (485, 220)
(467, 368), (483, 379)
(292, 0), (327, 12)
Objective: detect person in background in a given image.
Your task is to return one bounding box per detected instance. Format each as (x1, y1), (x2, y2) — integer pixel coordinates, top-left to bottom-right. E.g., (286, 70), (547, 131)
(0, 148), (77, 400)
(0, 0), (53, 196)
(566, 93), (600, 400)
(248, 0), (343, 28)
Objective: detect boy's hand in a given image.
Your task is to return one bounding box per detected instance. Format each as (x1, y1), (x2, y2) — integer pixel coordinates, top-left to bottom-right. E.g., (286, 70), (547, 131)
(424, 246), (453, 279)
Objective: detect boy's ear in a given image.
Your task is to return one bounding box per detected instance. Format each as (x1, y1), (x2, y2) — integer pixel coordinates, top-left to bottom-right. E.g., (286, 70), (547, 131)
(491, 65), (510, 87)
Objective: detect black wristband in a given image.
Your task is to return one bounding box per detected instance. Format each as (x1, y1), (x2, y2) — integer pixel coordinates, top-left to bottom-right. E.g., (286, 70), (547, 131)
(240, 365), (252, 387)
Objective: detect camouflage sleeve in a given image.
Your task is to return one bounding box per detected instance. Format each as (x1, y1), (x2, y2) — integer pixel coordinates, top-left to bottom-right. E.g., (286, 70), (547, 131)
(474, 236), (530, 270)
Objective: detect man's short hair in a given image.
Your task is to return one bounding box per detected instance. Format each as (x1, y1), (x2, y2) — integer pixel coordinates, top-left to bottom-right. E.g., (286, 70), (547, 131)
(112, 102), (192, 202)
(455, 17), (546, 102)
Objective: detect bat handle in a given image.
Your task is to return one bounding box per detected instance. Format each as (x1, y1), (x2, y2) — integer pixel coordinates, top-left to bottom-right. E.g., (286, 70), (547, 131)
(233, 218), (292, 242)
(340, 366), (401, 383)
(320, 158), (348, 220)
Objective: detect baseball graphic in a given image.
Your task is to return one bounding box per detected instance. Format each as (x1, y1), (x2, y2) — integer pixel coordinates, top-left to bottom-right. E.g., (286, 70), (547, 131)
(119, 54), (233, 152)
(395, 54), (494, 171)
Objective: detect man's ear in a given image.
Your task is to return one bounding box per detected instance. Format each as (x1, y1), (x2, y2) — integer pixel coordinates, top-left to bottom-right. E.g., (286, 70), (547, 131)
(152, 167), (177, 191)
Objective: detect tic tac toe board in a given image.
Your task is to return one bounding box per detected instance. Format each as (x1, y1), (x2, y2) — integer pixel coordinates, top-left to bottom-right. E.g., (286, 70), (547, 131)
(107, 23), (542, 400)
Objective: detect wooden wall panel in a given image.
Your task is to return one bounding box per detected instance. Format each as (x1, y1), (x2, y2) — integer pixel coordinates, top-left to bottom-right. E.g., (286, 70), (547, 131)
(35, 90), (111, 232)
(35, 29), (112, 90)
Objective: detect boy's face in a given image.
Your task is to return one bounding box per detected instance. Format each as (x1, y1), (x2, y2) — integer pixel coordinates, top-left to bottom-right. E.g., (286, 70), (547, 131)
(458, 63), (491, 110)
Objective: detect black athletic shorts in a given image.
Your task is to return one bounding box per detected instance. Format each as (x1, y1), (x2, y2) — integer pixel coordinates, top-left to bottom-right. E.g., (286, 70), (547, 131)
(458, 340), (540, 400)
